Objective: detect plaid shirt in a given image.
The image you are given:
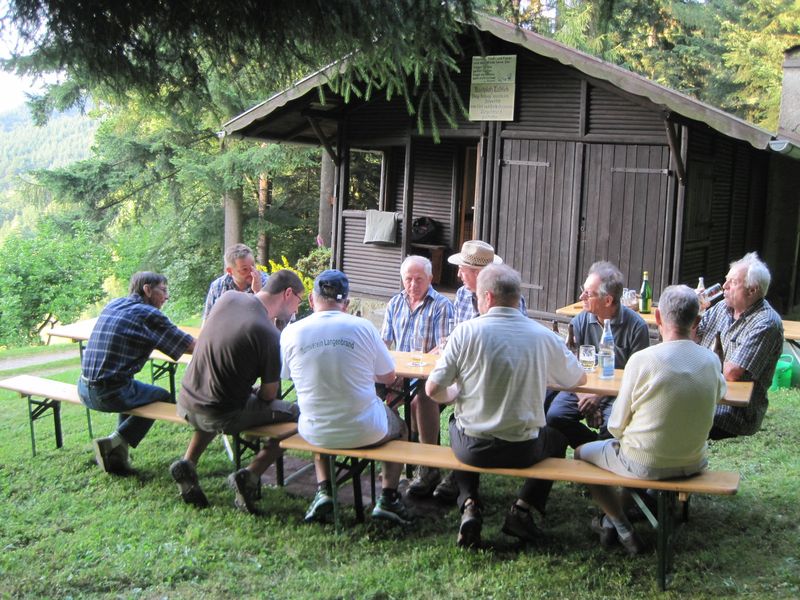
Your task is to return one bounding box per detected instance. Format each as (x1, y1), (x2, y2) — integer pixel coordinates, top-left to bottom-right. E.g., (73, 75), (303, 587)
(453, 285), (527, 325)
(381, 287), (454, 352)
(202, 271), (270, 322)
(81, 295), (194, 383)
(697, 298), (783, 436)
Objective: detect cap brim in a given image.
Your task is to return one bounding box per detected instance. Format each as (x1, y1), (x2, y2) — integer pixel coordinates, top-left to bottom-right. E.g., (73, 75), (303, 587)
(446, 253), (503, 267)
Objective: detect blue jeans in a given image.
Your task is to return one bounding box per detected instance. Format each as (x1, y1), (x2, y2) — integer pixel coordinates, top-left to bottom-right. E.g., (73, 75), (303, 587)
(78, 376), (171, 447)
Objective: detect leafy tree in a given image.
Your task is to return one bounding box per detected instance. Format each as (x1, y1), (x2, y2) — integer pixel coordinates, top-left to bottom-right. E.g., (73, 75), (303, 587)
(0, 215), (109, 345)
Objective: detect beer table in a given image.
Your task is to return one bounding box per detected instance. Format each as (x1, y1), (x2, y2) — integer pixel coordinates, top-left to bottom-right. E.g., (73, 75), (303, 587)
(556, 301), (658, 326)
(388, 351), (751, 407)
(47, 318), (198, 402)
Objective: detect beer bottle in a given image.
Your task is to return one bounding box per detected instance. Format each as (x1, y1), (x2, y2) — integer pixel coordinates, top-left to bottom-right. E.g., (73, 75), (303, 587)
(713, 332), (725, 371)
(639, 271), (652, 314)
(566, 323), (578, 355)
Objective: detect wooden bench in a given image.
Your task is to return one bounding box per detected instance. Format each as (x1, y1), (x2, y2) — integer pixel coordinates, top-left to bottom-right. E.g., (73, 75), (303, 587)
(0, 374), (297, 482)
(280, 434), (739, 591)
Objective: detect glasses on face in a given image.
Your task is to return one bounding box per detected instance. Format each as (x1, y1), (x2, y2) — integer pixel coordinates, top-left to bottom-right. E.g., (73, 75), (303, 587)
(290, 288), (304, 302)
(579, 285), (602, 299)
(153, 286), (168, 295)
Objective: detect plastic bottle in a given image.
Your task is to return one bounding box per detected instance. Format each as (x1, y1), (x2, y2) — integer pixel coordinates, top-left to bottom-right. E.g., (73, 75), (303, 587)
(598, 318), (615, 379)
(639, 271), (652, 314)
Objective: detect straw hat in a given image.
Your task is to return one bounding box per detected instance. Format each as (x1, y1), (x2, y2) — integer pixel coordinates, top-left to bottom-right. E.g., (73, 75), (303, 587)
(447, 240), (503, 268)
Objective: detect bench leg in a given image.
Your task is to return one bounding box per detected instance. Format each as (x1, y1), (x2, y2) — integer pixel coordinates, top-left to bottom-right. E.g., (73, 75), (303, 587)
(327, 455), (341, 534)
(149, 360), (177, 403)
(27, 395), (63, 457)
(656, 490), (678, 591)
(276, 453), (285, 487)
(85, 407), (94, 439)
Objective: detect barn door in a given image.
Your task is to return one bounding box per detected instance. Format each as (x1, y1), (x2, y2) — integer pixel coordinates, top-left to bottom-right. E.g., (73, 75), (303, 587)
(495, 139), (581, 313)
(577, 143), (671, 301)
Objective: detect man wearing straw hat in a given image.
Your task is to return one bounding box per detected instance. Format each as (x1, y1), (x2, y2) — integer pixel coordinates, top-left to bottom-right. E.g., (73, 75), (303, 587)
(428, 240), (529, 503)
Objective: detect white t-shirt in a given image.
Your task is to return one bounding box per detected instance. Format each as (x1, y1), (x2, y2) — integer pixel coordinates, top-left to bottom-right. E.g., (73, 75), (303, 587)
(428, 306), (585, 442)
(281, 310), (395, 448)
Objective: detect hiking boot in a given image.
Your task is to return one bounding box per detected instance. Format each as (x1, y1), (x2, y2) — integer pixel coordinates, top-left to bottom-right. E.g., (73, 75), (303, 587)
(170, 459), (209, 508)
(227, 468), (260, 514)
(93, 436), (135, 475)
(407, 466), (441, 497)
(371, 495), (413, 525)
(501, 503), (543, 542)
(590, 515), (618, 548)
(432, 471), (459, 504)
(457, 500), (482, 548)
(304, 489), (334, 523)
(618, 530), (646, 556)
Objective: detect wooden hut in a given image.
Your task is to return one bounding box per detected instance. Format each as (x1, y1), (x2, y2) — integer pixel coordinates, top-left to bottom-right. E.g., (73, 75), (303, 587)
(224, 14), (800, 316)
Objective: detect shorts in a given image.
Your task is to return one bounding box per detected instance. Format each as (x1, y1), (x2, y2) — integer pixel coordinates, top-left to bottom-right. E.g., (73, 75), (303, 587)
(180, 393), (299, 435)
(578, 439), (706, 480)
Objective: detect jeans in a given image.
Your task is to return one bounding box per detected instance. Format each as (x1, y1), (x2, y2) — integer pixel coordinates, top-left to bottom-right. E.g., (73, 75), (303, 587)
(448, 416), (568, 515)
(546, 391), (614, 449)
(78, 376), (171, 447)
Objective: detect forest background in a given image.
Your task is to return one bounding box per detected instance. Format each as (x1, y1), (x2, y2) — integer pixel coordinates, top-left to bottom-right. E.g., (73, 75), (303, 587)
(0, 0), (798, 346)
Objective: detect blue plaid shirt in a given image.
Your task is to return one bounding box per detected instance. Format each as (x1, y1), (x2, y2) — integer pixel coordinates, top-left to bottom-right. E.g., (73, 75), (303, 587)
(381, 287), (454, 352)
(202, 271), (270, 322)
(697, 298), (783, 435)
(453, 285), (527, 325)
(81, 295), (194, 383)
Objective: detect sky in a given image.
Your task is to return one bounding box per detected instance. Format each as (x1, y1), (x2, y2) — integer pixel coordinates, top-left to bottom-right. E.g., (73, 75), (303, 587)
(0, 70), (35, 113)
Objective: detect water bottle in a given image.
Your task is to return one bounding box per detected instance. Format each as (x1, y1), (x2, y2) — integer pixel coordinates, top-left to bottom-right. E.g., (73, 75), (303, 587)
(598, 318), (615, 380)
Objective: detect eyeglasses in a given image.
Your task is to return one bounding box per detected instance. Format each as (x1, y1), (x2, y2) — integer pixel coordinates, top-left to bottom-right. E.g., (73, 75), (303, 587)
(579, 285), (602, 299)
(290, 288), (304, 301)
(152, 286), (168, 294)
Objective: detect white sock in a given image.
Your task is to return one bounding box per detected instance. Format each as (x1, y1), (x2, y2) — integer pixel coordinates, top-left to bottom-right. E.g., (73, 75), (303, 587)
(109, 432), (126, 449)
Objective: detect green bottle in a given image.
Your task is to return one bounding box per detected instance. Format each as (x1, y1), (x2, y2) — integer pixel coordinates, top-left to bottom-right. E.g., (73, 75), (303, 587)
(639, 271), (652, 313)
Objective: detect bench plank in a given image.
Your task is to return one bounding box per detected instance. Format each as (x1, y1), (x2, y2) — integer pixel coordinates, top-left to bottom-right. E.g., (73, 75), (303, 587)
(279, 435), (739, 495)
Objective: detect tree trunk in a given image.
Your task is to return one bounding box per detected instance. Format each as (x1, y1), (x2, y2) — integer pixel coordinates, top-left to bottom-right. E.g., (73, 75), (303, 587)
(257, 173), (270, 265)
(223, 186), (243, 265)
(318, 149), (335, 247)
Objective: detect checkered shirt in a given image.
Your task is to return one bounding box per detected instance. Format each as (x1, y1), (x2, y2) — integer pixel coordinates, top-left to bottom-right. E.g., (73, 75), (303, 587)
(81, 295), (194, 383)
(697, 298), (784, 435)
(381, 287), (454, 352)
(453, 284), (527, 325)
(202, 271), (270, 322)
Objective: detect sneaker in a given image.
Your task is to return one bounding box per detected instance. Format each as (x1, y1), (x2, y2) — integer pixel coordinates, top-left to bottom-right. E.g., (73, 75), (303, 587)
(170, 459), (209, 508)
(457, 500), (482, 548)
(407, 466), (441, 497)
(227, 468), (260, 514)
(432, 471), (459, 504)
(618, 530), (646, 556)
(304, 489), (334, 523)
(590, 515), (618, 548)
(501, 503), (544, 542)
(371, 495), (413, 525)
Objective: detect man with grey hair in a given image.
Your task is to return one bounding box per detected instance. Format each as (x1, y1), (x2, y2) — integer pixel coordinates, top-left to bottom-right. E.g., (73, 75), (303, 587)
(381, 255), (453, 497)
(547, 261), (649, 448)
(79, 272), (196, 475)
(427, 264), (586, 548)
(202, 243), (270, 322)
(696, 252), (783, 439)
(575, 285), (726, 554)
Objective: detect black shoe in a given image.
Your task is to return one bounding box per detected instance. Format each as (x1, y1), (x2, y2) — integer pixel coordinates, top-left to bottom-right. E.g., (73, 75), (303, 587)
(227, 468), (260, 514)
(457, 500), (482, 548)
(590, 515), (618, 548)
(501, 503), (543, 542)
(432, 471), (459, 504)
(619, 531), (646, 556)
(170, 459), (209, 508)
(93, 437), (135, 476)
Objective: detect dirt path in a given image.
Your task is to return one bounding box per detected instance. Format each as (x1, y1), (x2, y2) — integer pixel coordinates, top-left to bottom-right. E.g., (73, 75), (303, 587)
(0, 348), (80, 373)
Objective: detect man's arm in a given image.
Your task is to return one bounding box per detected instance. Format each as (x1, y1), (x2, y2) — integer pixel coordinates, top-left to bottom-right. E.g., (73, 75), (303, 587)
(425, 380), (458, 405)
(257, 381), (279, 403)
(375, 370), (397, 386)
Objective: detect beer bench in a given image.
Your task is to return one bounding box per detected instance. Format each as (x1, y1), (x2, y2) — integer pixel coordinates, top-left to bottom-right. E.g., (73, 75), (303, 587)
(0, 375), (297, 481)
(280, 434), (739, 591)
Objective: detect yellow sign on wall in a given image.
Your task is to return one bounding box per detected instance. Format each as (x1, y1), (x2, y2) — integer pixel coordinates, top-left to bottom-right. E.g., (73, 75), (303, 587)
(469, 55), (517, 121)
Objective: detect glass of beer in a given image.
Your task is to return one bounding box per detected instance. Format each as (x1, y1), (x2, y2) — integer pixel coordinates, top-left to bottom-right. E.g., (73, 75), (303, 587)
(579, 345), (596, 372)
(409, 334), (427, 367)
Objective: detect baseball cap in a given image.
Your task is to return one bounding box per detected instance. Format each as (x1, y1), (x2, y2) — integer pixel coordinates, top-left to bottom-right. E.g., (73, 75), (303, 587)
(314, 269), (349, 300)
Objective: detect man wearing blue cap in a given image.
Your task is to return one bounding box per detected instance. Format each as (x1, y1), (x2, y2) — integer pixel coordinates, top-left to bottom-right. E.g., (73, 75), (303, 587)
(281, 270), (412, 524)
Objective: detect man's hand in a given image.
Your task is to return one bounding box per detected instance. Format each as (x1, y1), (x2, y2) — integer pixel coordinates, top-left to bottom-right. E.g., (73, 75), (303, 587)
(576, 393), (602, 415)
(251, 267), (263, 292)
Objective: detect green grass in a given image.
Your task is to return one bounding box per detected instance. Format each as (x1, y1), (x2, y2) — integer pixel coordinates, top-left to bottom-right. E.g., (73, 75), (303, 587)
(1, 358), (799, 598)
